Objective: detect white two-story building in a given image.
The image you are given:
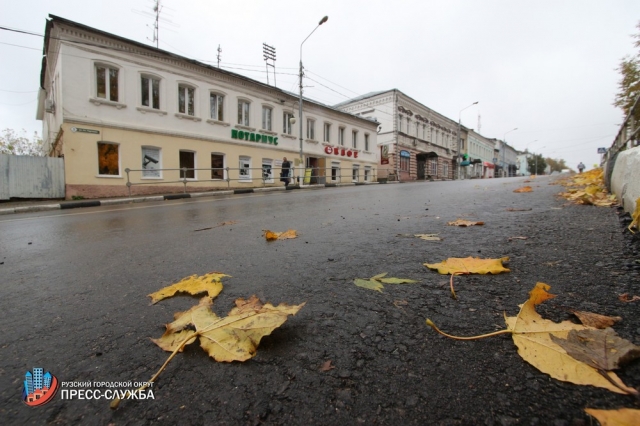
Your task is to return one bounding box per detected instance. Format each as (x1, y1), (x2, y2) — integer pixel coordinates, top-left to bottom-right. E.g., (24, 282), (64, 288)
(37, 15), (378, 199)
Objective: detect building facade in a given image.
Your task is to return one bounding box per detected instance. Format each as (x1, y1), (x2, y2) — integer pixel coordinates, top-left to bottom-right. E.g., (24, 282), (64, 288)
(492, 139), (519, 177)
(37, 15), (378, 199)
(335, 90), (457, 182)
(465, 129), (496, 179)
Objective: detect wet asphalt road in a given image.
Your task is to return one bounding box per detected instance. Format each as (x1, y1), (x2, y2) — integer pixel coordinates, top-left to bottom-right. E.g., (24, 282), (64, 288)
(1, 176), (639, 425)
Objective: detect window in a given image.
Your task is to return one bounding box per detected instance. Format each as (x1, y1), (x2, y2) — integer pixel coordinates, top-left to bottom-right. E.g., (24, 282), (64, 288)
(443, 162), (449, 178)
(97, 142), (119, 176)
(430, 158), (438, 175)
(324, 123), (331, 142)
(422, 125), (426, 140)
(398, 115), (403, 133)
(364, 134), (369, 151)
(400, 150), (410, 172)
(283, 112), (294, 134)
(96, 65), (119, 102)
(352, 165), (359, 182)
(239, 156), (251, 181)
(364, 166), (371, 182)
(178, 85), (195, 116)
(141, 75), (160, 109)
(211, 153), (225, 180)
(307, 118), (315, 140)
(262, 106), (272, 130)
(210, 93), (224, 121)
(415, 122), (419, 137)
(339, 127), (345, 146)
(238, 100), (250, 126)
(407, 118), (411, 134)
(331, 161), (340, 182)
(262, 158), (273, 183)
(352, 130), (358, 149)
(179, 150), (195, 179)
(142, 147), (161, 178)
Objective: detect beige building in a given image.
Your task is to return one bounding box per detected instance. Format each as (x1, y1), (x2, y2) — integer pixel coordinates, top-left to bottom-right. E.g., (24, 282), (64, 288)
(37, 15), (378, 199)
(335, 90), (458, 181)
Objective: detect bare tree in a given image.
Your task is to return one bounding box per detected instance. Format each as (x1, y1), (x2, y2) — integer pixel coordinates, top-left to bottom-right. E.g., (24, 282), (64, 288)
(0, 128), (45, 156)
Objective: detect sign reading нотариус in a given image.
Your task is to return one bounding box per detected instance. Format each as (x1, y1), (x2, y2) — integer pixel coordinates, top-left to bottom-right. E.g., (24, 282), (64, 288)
(231, 129), (278, 145)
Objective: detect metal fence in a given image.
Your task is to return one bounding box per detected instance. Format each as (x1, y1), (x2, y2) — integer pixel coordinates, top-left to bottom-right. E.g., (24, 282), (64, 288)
(605, 95), (640, 163)
(0, 154), (65, 200)
(124, 165), (377, 197)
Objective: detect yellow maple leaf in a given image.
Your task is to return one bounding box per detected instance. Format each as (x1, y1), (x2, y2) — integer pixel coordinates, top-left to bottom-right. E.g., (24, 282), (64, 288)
(148, 272), (228, 304)
(585, 408), (640, 426)
(513, 186), (533, 193)
(264, 229), (298, 241)
(153, 295), (305, 362)
(424, 257), (510, 275)
(629, 197), (640, 234)
(447, 219), (485, 227)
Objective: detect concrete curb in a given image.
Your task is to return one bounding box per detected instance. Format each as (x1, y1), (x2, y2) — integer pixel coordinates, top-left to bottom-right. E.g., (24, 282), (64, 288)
(0, 180), (391, 216)
(610, 146), (640, 215)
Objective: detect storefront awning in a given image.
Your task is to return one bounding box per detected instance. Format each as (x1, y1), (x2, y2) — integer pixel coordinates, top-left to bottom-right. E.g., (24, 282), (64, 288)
(483, 162), (495, 169)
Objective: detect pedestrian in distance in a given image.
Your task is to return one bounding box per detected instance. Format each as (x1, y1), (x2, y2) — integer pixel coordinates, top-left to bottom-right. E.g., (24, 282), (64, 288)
(280, 157), (291, 188)
(577, 162), (585, 173)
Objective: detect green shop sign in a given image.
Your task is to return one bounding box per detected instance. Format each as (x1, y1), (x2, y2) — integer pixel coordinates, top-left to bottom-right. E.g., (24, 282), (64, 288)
(231, 129), (278, 146)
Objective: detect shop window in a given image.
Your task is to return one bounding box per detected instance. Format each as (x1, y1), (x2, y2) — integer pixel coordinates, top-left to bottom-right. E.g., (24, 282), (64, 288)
(239, 156), (251, 181)
(211, 153), (225, 180)
(400, 150), (410, 172)
(179, 150), (196, 179)
(262, 158), (273, 183)
(430, 158), (438, 175)
(352, 165), (360, 182)
(142, 147), (161, 178)
(331, 162), (340, 182)
(97, 142), (120, 176)
(364, 166), (371, 182)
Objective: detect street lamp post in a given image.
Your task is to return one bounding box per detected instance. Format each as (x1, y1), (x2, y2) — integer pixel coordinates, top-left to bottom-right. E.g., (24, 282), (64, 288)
(502, 128), (517, 177)
(298, 16), (328, 184)
(457, 101), (478, 180)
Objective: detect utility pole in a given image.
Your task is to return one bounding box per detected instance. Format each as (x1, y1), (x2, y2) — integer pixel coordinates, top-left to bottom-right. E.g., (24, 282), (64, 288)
(263, 43), (276, 86)
(217, 45), (221, 68)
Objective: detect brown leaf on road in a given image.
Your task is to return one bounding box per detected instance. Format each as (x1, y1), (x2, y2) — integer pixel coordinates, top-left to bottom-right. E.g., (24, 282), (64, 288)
(354, 274), (417, 292)
(264, 229), (298, 241)
(148, 272), (228, 304)
(447, 219), (485, 227)
(424, 257), (510, 275)
(618, 293), (640, 303)
(570, 310), (622, 329)
(508, 236), (528, 241)
(585, 408), (640, 426)
(414, 234), (442, 241)
(550, 328), (640, 371)
(320, 360), (335, 371)
(513, 186), (533, 193)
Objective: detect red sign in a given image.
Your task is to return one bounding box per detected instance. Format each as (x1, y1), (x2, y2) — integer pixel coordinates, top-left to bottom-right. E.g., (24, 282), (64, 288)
(324, 146), (358, 158)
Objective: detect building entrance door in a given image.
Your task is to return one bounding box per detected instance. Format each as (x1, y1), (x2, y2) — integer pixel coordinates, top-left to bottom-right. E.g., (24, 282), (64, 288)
(416, 154), (427, 180)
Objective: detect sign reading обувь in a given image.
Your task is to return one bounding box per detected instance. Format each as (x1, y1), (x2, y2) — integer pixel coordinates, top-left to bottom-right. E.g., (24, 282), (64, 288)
(231, 129), (278, 146)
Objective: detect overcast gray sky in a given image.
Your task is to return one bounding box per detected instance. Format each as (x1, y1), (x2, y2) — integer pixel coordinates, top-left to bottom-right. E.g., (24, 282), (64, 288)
(1, 0), (639, 170)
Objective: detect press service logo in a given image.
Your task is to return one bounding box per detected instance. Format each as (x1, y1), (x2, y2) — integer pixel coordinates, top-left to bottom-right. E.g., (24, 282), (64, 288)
(22, 368), (59, 407)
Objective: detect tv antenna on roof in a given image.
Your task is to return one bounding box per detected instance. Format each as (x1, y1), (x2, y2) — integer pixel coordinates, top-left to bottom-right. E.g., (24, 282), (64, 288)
(263, 43), (277, 86)
(132, 0), (179, 49)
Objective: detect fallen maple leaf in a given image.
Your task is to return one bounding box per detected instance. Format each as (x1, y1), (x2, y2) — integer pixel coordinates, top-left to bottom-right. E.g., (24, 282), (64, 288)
(152, 295), (305, 362)
(629, 197), (640, 234)
(447, 219), (484, 227)
(148, 272), (228, 304)
(424, 257), (510, 275)
(426, 283), (638, 396)
(320, 360), (335, 371)
(513, 186), (533, 193)
(585, 408), (640, 426)
(619, 293), (640, 303)
(551, 328), (640, 371)
(264, 229), (298, 241)
(570, 310), (621, 329)
(354, 273), (417, 292)
(414, 233), (442, 241)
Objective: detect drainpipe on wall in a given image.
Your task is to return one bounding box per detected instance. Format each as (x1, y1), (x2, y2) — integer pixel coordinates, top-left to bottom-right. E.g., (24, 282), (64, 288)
(394, 90), (400, 182)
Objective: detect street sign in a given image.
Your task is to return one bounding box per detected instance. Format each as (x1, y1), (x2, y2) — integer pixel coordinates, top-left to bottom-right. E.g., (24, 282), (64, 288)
(70, 127), (100, 134)
(597, 147), (607, 154)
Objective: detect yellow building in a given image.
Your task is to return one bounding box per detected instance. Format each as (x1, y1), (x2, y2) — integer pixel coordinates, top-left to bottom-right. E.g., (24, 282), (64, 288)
(37, 15), (378, 199)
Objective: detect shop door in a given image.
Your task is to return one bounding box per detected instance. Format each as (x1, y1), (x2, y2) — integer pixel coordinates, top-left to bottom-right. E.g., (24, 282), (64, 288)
(417, 157), (426, 180)
(317, 158), (326, 184)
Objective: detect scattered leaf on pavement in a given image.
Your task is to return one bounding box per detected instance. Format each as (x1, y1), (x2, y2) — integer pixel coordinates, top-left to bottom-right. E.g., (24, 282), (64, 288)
(506, 208), (532, 212)
(414, 233), (442, 241)
(354, 273), (418, 292)
(424, 257), (510, 275)
(550, 328), (640, 371)
(447, 219), (485, 227)
(618, 293), (640, 303)
(513, 186), (533, 193)
(426, 283), (638, 396)
(559, 169), (616, 207)
(585, 408), (640, 426)
(148, 272), (228, 304)
(629, 197), (640, 233)
(320, 360), (335, 371)
(570, 310), (622, 329)
(264, 229), (298, 241)
(508, 236), (528, 241)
